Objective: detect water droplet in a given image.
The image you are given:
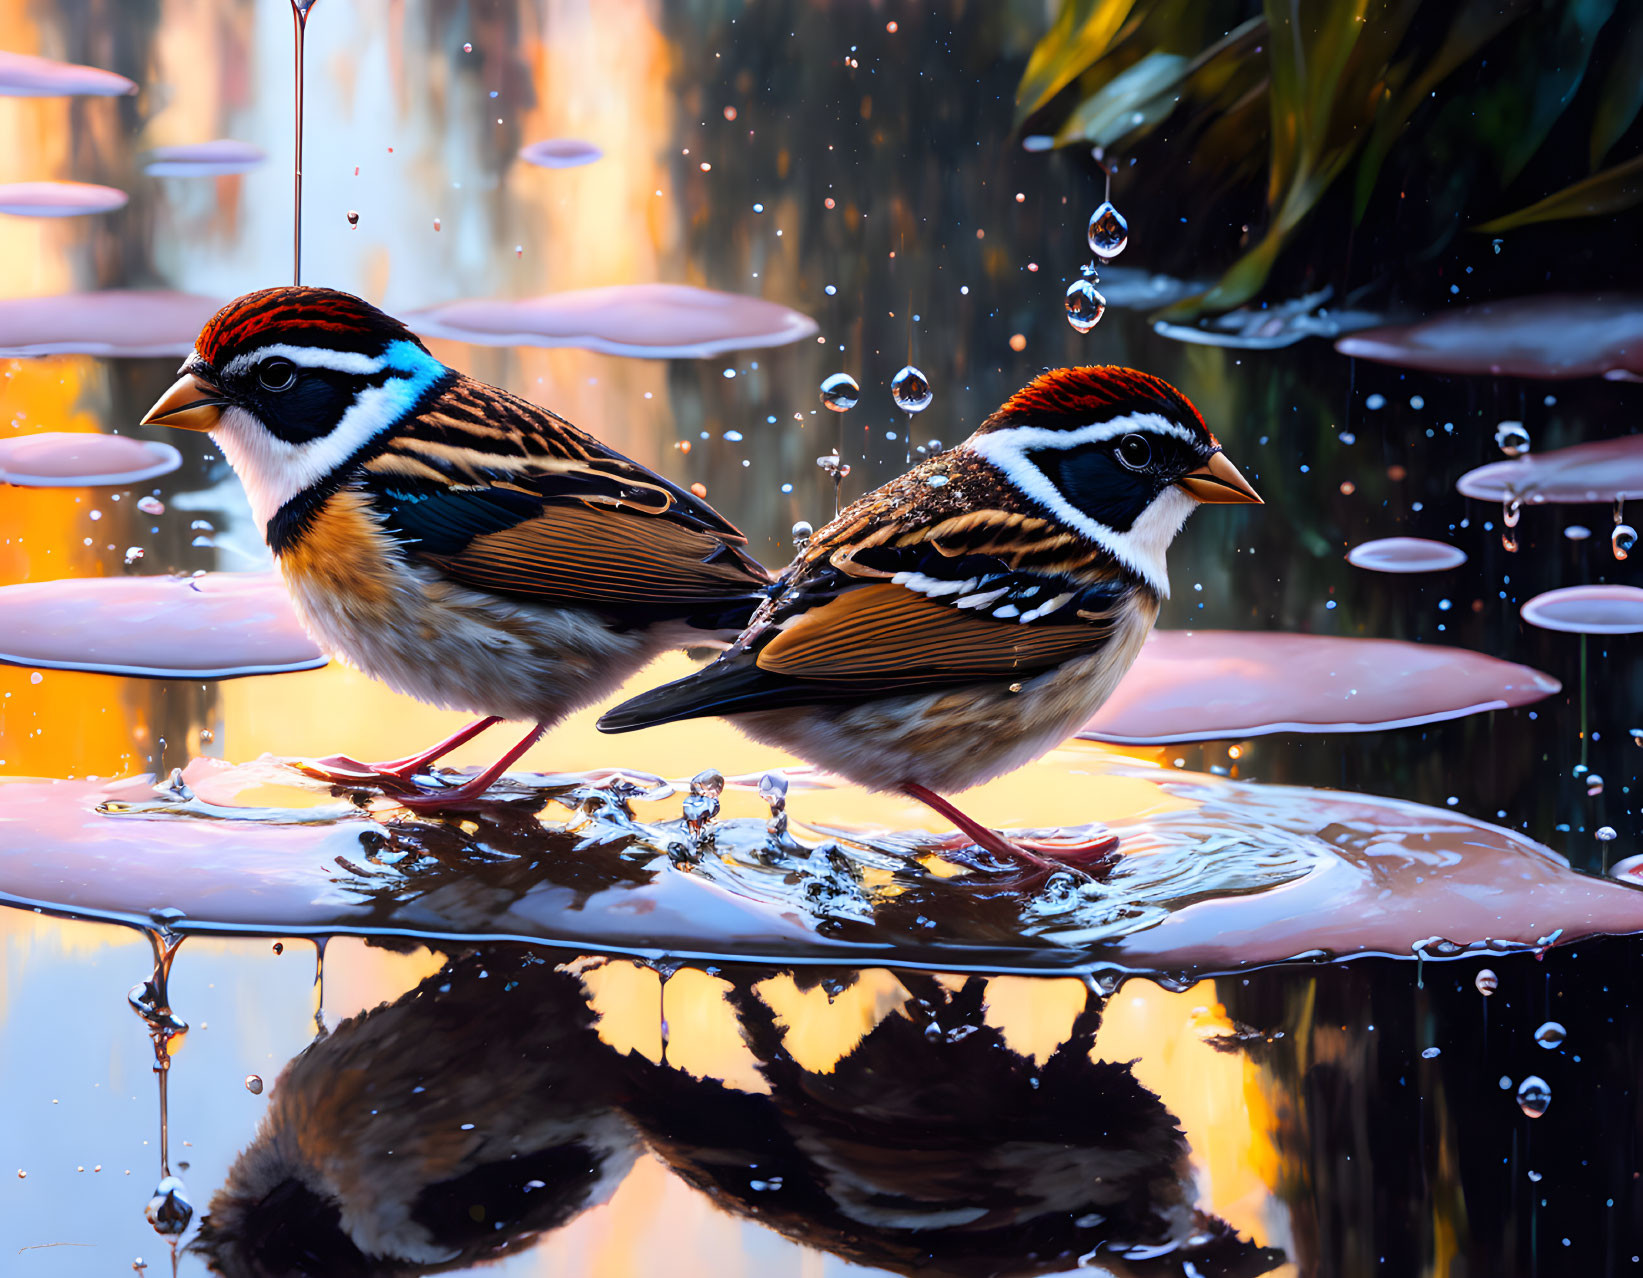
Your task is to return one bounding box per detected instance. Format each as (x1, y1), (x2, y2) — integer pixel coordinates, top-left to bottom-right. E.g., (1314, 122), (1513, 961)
(462, 41), (472, 52)
(819, 372), (859, 412)
(1475, 968), (1498, 996)
(124, 547), (144, 565)
(1516, 1075), (1551, 1118)
(890, 365), (933, 414)
(271, 941), (284, 955)
(1597, 825), (1618, 842)
(1534, 1021), (1566, 1050)
(1421, 1046), (1441, 1059)
(346, 209), (359, 228)
(1612, 524), (1636, 560)
(144, 1175), (193, 1235)
(136, 496), (165, 516)
(790, 519), (813, 550)
(816, 452), (850, 480)
(1086, 201), (1129, 259)
(244, 1074), (263, 1094)
(1587, 774), (1605, 797)
(683, 768), (724, 834)
(925, 473), (949, 488)
(1064, 278), (1106, 333)
(1503, 498), (1522, 529)
(1495, 421), (1530, 456)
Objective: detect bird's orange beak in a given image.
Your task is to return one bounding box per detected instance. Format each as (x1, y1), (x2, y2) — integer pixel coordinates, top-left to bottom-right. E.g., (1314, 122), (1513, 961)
(140, 371), (226, 433)
(1178, 451), (1262, 504)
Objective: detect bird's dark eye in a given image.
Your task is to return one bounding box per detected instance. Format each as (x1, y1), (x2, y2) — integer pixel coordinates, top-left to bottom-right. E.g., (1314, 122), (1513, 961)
(257, 358), (298, 392)
(1118, 433), (1151, 470)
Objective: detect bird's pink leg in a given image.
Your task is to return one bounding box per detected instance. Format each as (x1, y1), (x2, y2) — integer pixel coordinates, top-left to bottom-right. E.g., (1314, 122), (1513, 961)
(900, 782), (1119, 878)
(395, 722), (547, 812)
(300, 716), (504, 787)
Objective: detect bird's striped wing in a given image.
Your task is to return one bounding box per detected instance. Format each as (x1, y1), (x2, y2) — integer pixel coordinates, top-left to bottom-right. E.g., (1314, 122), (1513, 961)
(361, 374), (769, 623)
(599, 528), (1132, 728)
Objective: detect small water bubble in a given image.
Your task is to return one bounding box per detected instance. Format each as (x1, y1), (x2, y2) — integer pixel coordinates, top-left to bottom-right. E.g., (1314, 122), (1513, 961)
(891, 366), (933, 414)
(1086, 201), (1128, 259)
(790, 519), (813, 550)
(244, 1074), (263, 1094)
(1421, 1046), (1442, 1059)
(144, 1175), (193, 1235)
(1587, 774), (1605, 797)
(136, 496), (165, 516)
(819, 372), (859, 412)
(462, 41), (472, 52)
(1516, 1074), (1551, 1117)
(346, 209), (359, 228)
(1566, 524), (1592, 541)
(1365, 393), (1386, 410)
(1064, 278), (1106, 333)
(1534, 1021), (1566, 1050)
(1495, 420), (1530, 456)
(1597, 825), (1618, 842)
(1475, 968), (1498, 996)
(1612, 524), (1636, 560)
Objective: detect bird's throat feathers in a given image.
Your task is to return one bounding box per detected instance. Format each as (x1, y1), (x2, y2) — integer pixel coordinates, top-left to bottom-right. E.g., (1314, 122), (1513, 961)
(210, 339), (452, 554)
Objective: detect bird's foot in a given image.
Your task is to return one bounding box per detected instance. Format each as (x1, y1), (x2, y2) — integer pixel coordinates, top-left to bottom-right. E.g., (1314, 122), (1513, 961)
(973, 829), (1121, 888)
(292, 755), (423, 792)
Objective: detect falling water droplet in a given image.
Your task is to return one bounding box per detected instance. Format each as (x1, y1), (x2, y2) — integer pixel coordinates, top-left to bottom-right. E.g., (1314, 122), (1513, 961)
(1421, 1046), (1442, 1059)
(462, 41), (472, 52)
(1503, 498), (1522, 529)
(790, 519), (813, 550)
(816, 452), (850, 481)
(1516, 1075), (1551, 1118)
(890, 366), (933, 414)
(346, 209), (359, 228)
(1474, 968), (1498, 996)
(1064, 278), (1106, 333)
(244, 1074), (263, 1094)
(1086, 201), (1128, 259)
(819, 372), (859, 412)
(271, 941), (284, 955)
(1586, 773), (1605, 797)
(136, 496), (165, 516)
(432, 217), (441, 232)
(124, 547), (145, 565)
(1597, 825), (1618, 842)
(1534, 1021), (1566, 1050)
(1494, 420), (1530, 456)
(759, 771), (789, 839)
(1612, 524), (1636, 560)
(144, 1175), (193, 1235)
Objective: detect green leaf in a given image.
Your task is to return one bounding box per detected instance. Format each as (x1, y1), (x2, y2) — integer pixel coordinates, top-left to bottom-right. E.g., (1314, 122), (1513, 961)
(1016, 0), (1142, 125)
(1053, 50), (1188, 147)
(1498, 0), (1620, 183)
(1473, 151), (1643, 232)
(1590, 10), (1643, 167)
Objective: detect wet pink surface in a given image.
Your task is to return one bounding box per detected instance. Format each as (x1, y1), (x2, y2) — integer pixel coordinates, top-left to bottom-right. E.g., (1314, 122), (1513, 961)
(1345, 537), (1467, 573)
(0, 758), (1635, 978)
(409, 283), (820, 358)
(0, 289), (223, 357)
(1456, 435), (1643, 504)
(0, 49), (136, 97)
(0, 432), (180, 486)
(144, 139), (266, 176)
(0, 180), (128, 216)
(1081, 630), (1559, 744)
(0, 572), (326, 677)
(1520, 585), (1643, 635)
(518, 138), (603, 168)
(1336, 295), (1643, 380)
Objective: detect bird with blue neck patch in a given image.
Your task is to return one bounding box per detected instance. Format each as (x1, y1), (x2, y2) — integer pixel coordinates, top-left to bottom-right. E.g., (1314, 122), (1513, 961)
(141, 285), (771, 808)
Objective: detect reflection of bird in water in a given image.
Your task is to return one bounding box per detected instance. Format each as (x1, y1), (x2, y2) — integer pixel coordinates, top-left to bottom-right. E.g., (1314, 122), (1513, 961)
(602, 366), (1260, 879)
(141, 286), (770, 811)
(194, 952), (1280, 1278)
(628, 971), (1284, 1278)
(192, 951), (637, 1276)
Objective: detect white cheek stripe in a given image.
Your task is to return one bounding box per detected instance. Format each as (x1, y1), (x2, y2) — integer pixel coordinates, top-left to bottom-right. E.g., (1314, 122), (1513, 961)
(966, 411), (1199, 596)
(220, 343), (392, 379)
(209, 339), (447, 530)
